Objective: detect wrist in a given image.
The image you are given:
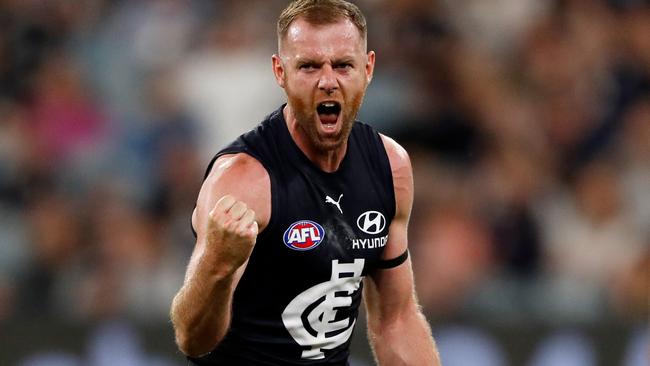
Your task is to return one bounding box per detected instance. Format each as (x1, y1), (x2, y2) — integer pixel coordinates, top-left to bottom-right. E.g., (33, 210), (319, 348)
(200, 250), (247, 282)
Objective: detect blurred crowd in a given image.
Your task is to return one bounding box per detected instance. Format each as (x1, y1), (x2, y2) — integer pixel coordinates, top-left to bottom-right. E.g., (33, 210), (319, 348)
(0, 0), (648, 365)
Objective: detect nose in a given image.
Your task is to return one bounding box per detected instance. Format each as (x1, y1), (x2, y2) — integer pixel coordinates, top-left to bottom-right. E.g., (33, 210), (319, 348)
(317, 65), (338, 94)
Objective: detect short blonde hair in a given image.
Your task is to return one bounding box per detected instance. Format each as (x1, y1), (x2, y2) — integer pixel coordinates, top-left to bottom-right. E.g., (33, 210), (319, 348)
(277, 0), (367, 43)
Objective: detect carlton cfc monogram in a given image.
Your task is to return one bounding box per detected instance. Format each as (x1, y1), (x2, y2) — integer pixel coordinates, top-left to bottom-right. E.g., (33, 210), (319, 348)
(282, 259), (365, 360)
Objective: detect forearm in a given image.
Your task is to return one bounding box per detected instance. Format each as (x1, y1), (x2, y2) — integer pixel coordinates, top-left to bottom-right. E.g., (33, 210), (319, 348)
(368, 308), (440, 366)
(170, 254), (238, 357)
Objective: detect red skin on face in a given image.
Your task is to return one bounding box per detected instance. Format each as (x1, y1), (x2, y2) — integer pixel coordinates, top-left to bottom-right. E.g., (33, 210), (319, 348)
(272, 18), (375, 168)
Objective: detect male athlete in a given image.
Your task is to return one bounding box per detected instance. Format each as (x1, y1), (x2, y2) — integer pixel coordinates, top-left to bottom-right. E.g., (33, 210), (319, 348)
(170, 0), (441, 365)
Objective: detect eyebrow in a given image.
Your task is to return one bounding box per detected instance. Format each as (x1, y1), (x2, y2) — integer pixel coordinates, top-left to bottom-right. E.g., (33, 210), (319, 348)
(296, 58), (319, 66)
(295, 56), (356, 65)
(333, 57), (355, 64)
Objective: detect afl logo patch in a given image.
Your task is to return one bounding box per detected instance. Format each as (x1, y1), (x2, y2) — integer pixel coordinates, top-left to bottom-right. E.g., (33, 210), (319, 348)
(284, 220), (326, 251)
(357, 211), (386, 234)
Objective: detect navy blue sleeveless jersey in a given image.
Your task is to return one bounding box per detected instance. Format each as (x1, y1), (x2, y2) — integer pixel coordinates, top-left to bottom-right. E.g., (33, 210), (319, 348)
(188, 105), (395, 366)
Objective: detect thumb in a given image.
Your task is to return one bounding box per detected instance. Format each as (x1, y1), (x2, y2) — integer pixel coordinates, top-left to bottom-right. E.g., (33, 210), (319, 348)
(250, 221), (259, 238)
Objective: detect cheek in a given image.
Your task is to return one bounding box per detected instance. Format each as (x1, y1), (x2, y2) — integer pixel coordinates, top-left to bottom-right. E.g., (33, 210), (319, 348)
(342, 72), (367, 91)
(284, 76), (306, 97)
(343, 77), (367, 102)
(288, 72), (316, 87)
(285, 87), (311, 116)
(286, 77), (316, 104)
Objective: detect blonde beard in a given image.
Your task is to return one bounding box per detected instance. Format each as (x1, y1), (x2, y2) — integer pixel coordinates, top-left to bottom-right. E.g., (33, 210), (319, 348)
(286, 93), (364, 153)
(290, 110), (351, 153)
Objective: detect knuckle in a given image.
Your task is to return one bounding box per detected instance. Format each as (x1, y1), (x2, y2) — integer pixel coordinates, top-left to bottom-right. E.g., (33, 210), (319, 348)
(222, 219), (236, 232)
(209, 211), (221, 225)
(236, 228), (248, 238)
(217, 195), (235, 209)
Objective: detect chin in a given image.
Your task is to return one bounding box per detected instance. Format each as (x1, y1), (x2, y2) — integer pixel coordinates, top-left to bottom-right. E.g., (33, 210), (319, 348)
(309, 133), (344, 152)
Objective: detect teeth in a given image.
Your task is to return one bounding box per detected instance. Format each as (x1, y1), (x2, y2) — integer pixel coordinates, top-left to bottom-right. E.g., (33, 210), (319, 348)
(322, 102), (336, 107)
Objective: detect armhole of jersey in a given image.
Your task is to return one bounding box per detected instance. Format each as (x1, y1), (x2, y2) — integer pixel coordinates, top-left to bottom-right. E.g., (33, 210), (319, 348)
(375, 249), (409, 270)
(255, 158), (278, 243)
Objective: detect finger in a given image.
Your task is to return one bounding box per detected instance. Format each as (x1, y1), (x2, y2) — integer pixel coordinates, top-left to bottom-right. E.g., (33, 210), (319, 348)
(228, 201), (248, 221)
(212, 195), (236, 216)
(248, 220), (259, 237)
(239, 209), (256, 228)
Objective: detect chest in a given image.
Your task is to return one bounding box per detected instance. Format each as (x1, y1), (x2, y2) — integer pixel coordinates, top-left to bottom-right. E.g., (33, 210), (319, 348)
(256, 161), (393, 281)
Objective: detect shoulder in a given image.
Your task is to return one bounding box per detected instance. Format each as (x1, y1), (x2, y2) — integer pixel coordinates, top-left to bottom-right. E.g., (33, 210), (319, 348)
(351, 123), (411, 181)
(379, 134), (413, 219)
(199, 153), (271, 230)
(207, 153), (268, 181)
(379, 134), (412, 180)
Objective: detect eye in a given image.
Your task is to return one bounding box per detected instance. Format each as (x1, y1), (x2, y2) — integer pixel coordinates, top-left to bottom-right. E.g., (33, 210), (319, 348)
(334, 63), (353, 70)
(299, 63), (317, 71)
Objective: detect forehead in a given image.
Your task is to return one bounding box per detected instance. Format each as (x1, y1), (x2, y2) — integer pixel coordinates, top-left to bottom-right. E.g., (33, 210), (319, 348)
(281, 17), (365, 59)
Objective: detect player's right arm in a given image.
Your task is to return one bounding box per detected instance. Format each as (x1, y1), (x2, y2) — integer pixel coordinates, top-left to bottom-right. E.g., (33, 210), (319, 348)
(170, 153), (271, 357)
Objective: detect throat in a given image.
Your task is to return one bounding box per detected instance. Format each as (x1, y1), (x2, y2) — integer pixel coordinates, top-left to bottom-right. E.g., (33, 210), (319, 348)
(295, 121), (348, 172)
(312, 147), (347, 173)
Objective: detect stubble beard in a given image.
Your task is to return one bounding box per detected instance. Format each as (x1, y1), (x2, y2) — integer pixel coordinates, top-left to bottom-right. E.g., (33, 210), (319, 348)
(288, 92), (365, 153)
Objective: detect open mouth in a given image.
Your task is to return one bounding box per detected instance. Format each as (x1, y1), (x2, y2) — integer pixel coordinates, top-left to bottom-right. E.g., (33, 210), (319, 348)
(316, 101), (341, 126)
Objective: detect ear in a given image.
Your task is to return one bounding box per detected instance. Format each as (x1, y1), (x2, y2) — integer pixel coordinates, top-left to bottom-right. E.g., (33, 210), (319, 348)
(272, 54), (286, 88)
(365, 51), (376, 84)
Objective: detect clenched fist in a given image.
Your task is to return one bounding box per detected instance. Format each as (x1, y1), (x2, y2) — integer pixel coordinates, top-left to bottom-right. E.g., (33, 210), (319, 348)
(206, 194), (259, 274)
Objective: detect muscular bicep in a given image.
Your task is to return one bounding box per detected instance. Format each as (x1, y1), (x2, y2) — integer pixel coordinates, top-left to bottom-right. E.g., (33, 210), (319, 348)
(185, 153), (271, 284)
(364, 134), (417, 321)
(379, 134), (413, 260)
(193, 153), (271, 237)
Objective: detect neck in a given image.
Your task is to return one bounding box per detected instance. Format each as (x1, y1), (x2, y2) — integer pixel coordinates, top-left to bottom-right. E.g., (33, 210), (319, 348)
(283, 105), (347, 173)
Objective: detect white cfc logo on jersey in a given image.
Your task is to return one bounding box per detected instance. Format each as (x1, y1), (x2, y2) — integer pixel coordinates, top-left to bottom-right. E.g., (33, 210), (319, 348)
(282, 259), (365, 360)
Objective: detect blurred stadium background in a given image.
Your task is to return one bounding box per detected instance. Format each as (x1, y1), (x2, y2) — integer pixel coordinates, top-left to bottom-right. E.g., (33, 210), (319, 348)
(0, 0), (648, 365)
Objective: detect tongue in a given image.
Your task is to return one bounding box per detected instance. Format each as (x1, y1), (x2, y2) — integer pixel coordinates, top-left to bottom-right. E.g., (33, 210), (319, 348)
(319, 114), (338, 124)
